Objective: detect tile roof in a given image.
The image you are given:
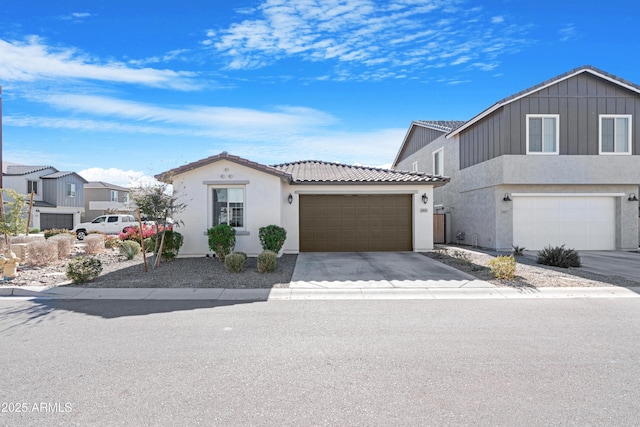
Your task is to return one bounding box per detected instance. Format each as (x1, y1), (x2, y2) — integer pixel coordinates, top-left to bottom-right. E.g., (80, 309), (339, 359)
(158, 153), (448, 185)
(4, 165), (55, 176)
(273, 160), (448, 184)
(156, 151), (291, 181)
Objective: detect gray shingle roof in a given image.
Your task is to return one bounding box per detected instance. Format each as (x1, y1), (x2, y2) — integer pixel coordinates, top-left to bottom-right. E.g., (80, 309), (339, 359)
(414, 120), (466, 132)
(273, 160), (448, 184)
(4, 165), (55, 176)
(85, 181), (130, 192)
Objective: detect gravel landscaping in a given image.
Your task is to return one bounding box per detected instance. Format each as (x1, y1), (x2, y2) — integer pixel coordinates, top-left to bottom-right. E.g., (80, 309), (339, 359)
(3, 242), (638, 290)
(4, 245), (296, 289)
(423, 245), (640, 289)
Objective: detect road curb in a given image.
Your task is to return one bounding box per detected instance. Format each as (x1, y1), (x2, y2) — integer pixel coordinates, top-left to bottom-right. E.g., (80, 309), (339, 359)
(1, 286), (640, 301)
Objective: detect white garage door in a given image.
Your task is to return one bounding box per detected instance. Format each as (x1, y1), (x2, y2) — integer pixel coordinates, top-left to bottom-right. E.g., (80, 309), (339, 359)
(513, 196), (615, 250)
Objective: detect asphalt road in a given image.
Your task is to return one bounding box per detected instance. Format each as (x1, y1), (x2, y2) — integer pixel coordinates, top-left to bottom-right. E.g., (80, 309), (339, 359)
(1, 298), (640, 426)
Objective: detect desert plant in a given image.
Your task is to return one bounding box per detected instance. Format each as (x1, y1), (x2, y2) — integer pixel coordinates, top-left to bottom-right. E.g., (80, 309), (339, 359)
(207, 224), (236, 262)
(119, 240), (141, 260)
(48, 233), (75, 259)
(231, 251), (247, 261)
(536, 245), (581, 268)
(452, 250), (472, 265)
(488, 255), (517, 280)
(257, 250), (277, 273)
(258, 225), (287, 253)
(84, 234), (105, 255)
(143, 237), (154, 252)
(512, 245), (526, 256)
(225, 252), (247, 273)
(105, 236), (122, 249)
(433, 247), (448, 258)
(26, 240), (58, 266)
(66, 257), (103, 284)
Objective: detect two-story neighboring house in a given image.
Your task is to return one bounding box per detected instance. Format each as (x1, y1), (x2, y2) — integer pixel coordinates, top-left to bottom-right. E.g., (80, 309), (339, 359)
(2, 163), (87, 231)
(393, 66), (640, 251)
(83, 181), (133, 222)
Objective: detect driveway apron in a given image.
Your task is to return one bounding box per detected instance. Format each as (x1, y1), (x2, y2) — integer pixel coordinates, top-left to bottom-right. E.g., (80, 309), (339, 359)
(577, 251), (640, 283)
(290, 252), (494, 289)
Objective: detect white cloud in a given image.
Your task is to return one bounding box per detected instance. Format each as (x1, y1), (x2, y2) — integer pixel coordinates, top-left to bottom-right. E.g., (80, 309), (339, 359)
(206, 0), (532, 81)
(78, 167), (153, 188)
(558, 24), (578, 42)
(0, 36), (200, 90)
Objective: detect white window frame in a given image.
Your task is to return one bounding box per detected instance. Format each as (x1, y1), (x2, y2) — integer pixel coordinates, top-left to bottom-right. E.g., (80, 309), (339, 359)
(412, 161), (418, 172)
(27, 180), (38, 195)
(66, 183), (76, 197)
(526, 114), (560, 155)
(210, 186), (246, 230)
(432, 148), (444, 176)
(123, 193), (130, 203)
(110, 190), (118, 202)
(599, 114), (632, 155)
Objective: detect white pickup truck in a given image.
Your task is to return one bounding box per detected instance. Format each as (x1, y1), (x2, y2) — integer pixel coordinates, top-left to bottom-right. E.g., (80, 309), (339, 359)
(73, 214), (138, 239)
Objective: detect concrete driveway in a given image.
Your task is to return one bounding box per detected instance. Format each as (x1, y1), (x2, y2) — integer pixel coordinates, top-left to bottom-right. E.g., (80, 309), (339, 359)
(290, 252), (494, 289)
(577, 251), (640, 282)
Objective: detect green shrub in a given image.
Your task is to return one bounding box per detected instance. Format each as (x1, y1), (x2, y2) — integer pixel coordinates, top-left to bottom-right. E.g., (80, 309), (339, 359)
(148, 230), (184, 261)
(257, 250), (277, 273)
(207, 224), (236, 262)
(44, 228), (73, 239)
(119, 240), (141, 260)
(28, 228), (40, 234)
(231, 251), (247, 261)
(536, 245), (581, 268)
(488, 255), (516, 280)
(143, 237), (154, 252)
(258, 225), (287, 253)
(66, 257), (103, 284)
(105, 236), (122, 249)
(225, 252), (246, 273)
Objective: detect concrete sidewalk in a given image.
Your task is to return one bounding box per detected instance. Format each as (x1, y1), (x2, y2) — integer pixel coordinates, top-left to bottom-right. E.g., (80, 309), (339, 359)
(1, 285), (640, 300)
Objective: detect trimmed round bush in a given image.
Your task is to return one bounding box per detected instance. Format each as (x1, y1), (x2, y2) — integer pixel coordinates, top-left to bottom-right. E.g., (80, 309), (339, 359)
(257, 250), (277, 273)
(119, 240), (141, 260)
(225, 252), (246, 273)
(207, 224), (236, 262)
(231, 251), (247, 261)
(258, 225), (287, 253)
(66, 257), (103, 284)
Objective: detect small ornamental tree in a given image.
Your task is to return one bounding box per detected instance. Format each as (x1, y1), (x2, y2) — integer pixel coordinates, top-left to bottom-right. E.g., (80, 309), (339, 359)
(0, 189), (29, 238)
(258, 225), (287, 254)
(130, 180), (186, 269)
(207, 224), (236, 262)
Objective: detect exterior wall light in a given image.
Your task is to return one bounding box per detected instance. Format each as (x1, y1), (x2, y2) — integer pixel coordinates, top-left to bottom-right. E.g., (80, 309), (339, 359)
(503, 193), (512, 202)
(629, 193), (639, 202)
(288, 193), (293, 204)
(421, 193), (428, 204)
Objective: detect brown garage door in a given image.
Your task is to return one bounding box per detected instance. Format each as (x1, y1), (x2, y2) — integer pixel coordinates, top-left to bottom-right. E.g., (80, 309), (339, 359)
(299, 194), (412, 252)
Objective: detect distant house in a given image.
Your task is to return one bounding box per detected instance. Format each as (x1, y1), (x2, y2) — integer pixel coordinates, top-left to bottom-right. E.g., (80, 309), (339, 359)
(2, 163), (87, 231)
(393, 66), (640, 251)
(157, 152), (447, 257)
(83, 181), (133, 222)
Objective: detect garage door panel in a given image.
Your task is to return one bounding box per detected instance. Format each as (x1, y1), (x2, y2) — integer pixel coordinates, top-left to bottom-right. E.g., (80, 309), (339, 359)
(513, 196), (615, 251)
(300, 194), (412, 252)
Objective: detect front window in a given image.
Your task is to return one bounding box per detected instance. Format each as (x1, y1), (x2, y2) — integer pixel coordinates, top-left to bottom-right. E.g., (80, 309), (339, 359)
(213, 188), (244, 228)
(123, 193), (130, 203)
(600, 115), (632, 154)
(111, 190), (118, 202)
(527, 114), (559, 154)
(432, 148), (443, 176)
(27, 180), (38, 195)
(66, 183), (76, 197)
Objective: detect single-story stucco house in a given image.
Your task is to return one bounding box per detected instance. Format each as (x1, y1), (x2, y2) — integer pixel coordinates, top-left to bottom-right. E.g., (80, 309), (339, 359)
(157, 152), (448, 257)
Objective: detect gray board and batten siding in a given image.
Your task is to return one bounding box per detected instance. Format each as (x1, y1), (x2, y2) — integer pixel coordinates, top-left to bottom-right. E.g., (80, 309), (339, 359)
(458, 72), (640, 169)
(41, 174), (85, 208)
(397, 126), (447, 164)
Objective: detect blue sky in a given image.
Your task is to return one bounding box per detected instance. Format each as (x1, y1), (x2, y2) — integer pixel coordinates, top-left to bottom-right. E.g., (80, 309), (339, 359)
(0, 0), (638, 186)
